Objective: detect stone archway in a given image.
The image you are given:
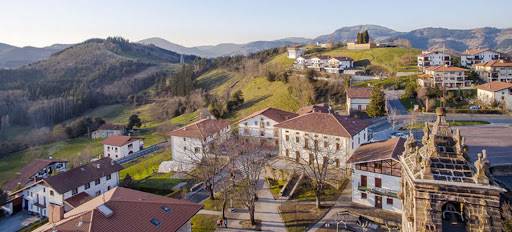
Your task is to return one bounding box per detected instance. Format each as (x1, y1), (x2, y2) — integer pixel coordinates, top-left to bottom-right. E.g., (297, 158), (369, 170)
(441, 201), (467, 232)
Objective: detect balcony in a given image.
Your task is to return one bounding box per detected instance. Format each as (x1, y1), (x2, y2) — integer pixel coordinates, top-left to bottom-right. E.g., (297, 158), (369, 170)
(358, 185), (398, 198)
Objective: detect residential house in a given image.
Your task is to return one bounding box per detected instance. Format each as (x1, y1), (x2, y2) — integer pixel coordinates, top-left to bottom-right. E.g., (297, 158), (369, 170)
(1, 159), (67, 215)
(274, 112), (369, 168)
(324, 57), (354, 74)
(293, 56), (308, 70)
(461, 48), (501, 67)
(417, 66), (471, 90)
(238, 107), (297, 142)
(348, 137), (405, 213)
(287, 46), (304, 59)
(91, 123), (125, 139)
(102, 135), (143, 161)
(21, 158), (122, 217)
(346, 87), (372, 114)
(307, 56), (329, 70)
(417, 51), (451, 68)
(473, 60), (512, 83)
(33, 187), (202, 232)
(161, 119), (231, 172)
(476, 82), (512, 110)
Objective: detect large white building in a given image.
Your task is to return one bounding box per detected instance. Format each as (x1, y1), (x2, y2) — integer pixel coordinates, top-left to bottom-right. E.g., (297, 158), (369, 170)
(476, 82), (512, 110)
(473, 60), (512, 83)
(102, 135), (143, 161)
(287, 46), (305, 59)
(346, 87), (372, 115)
(461, 48), (501, 67)
(238, 107), (297, 142)
(21, 158), (122, 217)
(417, 51), (451, 68)
(274, 112), (369, 168)
(162, 119), (231, 172)
(348, 138), (405, 214)
(324, 57), (354, 74)
(417, 66), (471, 90)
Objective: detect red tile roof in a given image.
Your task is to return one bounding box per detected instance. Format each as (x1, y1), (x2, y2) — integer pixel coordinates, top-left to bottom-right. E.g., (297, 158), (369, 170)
(36, 187), (202, 232)
(101, 135), (138, 147)
(347, 137), (406, 164)
(64, 192), (94, 208)
(476, 82), (512, 92)
(238, 107), (298, 123)
(168, 118), (230, 139)
(43, 158), (123, 194)
(275, 112), (369, 137)
(463, 48), (494, 55)
(3, 159), (66, 192)
(346, 87), (372, 99)
(474, 60), (512, 68)
(424, 66), (467, 72)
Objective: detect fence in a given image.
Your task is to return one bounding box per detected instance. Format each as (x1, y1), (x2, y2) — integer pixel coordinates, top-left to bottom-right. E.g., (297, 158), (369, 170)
(116, 144), (162, 164)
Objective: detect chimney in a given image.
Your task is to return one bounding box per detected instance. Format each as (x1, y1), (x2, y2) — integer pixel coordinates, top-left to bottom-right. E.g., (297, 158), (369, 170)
(48, 203), (64, 224)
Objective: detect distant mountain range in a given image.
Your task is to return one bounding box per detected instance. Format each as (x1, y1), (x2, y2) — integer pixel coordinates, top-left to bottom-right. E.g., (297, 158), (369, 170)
(2, 24), (512, 68)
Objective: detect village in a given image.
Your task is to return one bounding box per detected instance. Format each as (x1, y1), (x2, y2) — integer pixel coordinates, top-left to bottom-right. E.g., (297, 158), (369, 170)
(1, 30), (512, 232)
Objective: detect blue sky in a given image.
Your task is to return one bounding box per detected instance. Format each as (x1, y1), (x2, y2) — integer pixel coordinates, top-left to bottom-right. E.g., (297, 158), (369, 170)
(0, 0), (511, 47)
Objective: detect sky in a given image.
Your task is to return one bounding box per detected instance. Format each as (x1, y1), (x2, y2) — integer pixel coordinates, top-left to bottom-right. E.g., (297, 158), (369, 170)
(0, 0), (511, 48)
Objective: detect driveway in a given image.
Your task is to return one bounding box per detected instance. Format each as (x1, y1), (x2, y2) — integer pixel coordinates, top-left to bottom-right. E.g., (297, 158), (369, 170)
(385, 90), (408, 116)
(0, 212), (40, 232)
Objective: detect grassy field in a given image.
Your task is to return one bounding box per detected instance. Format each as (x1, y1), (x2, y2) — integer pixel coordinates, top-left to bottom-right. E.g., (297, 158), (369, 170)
(292, 182), (340, 202)
(264, 53), (295, 73)
(129, 172), (183, 195)
(320, 47), (420, 73)
(191, 214), (220, 232)
(279, 202), (328, 232)
(120, 149), (171, 180)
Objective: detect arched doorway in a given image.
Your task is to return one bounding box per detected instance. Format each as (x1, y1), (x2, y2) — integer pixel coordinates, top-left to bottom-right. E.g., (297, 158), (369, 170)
(441, 202), (467, 232)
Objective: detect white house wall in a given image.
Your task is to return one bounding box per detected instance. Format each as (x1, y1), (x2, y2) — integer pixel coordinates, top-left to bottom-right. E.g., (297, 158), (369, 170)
(238, 115), (279, 139)
(351, 169), (402, 213)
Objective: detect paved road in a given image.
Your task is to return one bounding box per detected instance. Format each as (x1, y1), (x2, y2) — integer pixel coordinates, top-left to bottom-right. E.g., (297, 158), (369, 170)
(385, 90), (408, 116)
(254, 178), (286, 232)
(0, 212), (40, 232)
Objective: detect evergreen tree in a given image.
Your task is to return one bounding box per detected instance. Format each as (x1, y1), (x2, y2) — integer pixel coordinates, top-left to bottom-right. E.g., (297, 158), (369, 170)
(367, 87), (386, 117)
(356, 32), (362, 44)
(362, 30), (370, 43)
(127, 114), (142, 130)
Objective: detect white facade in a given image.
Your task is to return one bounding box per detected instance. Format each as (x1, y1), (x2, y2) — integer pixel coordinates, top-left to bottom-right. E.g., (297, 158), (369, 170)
(477, 88), (512, 110)
(461, 50), (500, 67)
(324, 58), (353, 74)
(238, 115), (279, 140)
(23, 172), (119, 217)
(420, 67), (471, 90)
(351, 169), (402, 213)
(346, 98), (370, 115)
(103, 139), (143, 160)
(287, 47), (304, 59)
(277, 128), (368, 167)
(417, 51), (451, 67)
(474, 61), (512, 83)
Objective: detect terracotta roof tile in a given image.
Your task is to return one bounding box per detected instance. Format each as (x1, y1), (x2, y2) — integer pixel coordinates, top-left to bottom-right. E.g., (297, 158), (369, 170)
(424, 66), (467, 72)
(347, 138), (406, 164)
(296, 104), (330, 115)
(101, 135), (139, 147)
(43, 158), (123, 194)
(476, 82), (512, 92)
(65, 192), (94, 208)
(463, 48), (493, 55)
(3, 159), (66, 192)
(36, 187), (202, 232)
(474, 60), (512, 68)
(346, 87), (372, 99)
(168, 118), (230, 139)
(238, 107), (298, 123)
(275, 112), (369, 137)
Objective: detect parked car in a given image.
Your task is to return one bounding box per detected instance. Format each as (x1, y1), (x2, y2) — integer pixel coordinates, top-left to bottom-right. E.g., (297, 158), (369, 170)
(469, 105), (481, 110)
(391, 131), (408, 139)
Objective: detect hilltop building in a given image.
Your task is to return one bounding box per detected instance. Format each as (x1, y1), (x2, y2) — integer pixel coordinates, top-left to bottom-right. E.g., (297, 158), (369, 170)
(417, 51), (451, 68)
(399, 108), (505, 232)
(417, 66), (471, 90)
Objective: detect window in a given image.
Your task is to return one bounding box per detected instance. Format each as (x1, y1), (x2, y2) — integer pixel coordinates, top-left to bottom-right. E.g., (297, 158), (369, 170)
(285, 135), (289, 141)
(85, 183), (90, 190)
(254, 121), (258, 125)
(336, 143), (340, 151)
(194, 147), (200, 153)
(184, 146), (187, 151)
(285, 149), (289, 157)
(314, 140), (318, 150)
(324, 141), (328, 148)
(106, 174), (111, 180)
(95, 178), (101, 185)
(295, 151), (300, 162)
(183, 138), (186, 141)
(266, 122), (270, 126)
(295, 137), (299, 143)
(360, 175), (367, 187)
(43, 188), (46, 193)
(309, 153), (314, 164)
(304, 138), (309, 149)
(361, 192), (367, 199)
(128, 144), (133, 149)
(244, 122), (248, 126)
(107, 186), (111, 190)
(375, 178), (382, 188)
(50, 190), (54, 196)
(96, 191), (101, 196)
(387, 198), (393, 205)
(150, 218), (161, 227)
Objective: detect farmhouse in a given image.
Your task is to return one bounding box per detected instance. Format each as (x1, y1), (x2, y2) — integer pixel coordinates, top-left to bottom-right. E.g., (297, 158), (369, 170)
(33, 187), (202, 232)
(476, 82), (512, 110)
(274, 112), (369, 168)
(417, 51), (451, 68)
(461, 48), (501, 67)
(162, 118), (231, 172)
(238, 107), (297, 142)
(20, 158), (122, 217)
(348, 137), (405, 214)
(102, 135), (143, 161)
(417, 66), (471, 90)
(346, 87), (372, 115)
(473, 59), (512, 83)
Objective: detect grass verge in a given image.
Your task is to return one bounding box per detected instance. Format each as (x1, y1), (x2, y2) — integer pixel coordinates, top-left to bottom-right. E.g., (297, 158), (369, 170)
(191, 214), (220, 232)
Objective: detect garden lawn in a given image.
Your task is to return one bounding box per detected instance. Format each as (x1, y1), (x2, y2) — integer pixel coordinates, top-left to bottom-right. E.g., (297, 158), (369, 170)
(279, 201), (328, 232)
(129, 172), (183, 195)
(120, 150), (171, 180)
(191, 214), (220, 232)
